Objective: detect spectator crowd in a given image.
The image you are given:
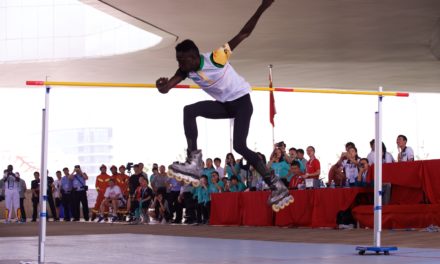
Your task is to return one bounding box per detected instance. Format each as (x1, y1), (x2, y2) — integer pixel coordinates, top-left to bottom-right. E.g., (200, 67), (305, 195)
(1, 134), (415, 224)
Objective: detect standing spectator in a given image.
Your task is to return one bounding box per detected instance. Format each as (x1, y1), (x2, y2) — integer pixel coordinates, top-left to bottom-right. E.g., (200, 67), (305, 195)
(70, 165), (89, 221)
(92, 165), (111, 221)
(127, 164), (142, 220)
(61, 167), (73, 221)
(296, 149), (308, 170)
(203, 158), (216, 184)
(109, 165), (118, 179)
(0, 171), (5, 202)
(181, 183), (196, 224)
(286, 147), (306, 173)
(288, 161), (305, 189)
(138, 162), (149, 179)
(213, 157), (224, 180)
(53, 171), (62, 220)
(367, 139), (395, 165)
(305, 146), (321, 179)
(167, 176), (183, 224)
(97, 179), (124, 223)
(267, 147), (290, 185)
(116, 165), (130, 199)
(195, 175), (210, 224)
(149, 167), (159, 189)
(151, 165), (168, 194)
(224, 153), (240, 179)
(31, 171), (40, 222)
(46, 171), (59, 221)
(396, 135), (415, 162)
(3, 165), (20, 223)
(18, 172), (27, 222)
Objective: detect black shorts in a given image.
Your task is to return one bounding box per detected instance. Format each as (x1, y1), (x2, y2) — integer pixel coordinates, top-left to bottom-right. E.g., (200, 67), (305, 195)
(55, 198), (62, 207)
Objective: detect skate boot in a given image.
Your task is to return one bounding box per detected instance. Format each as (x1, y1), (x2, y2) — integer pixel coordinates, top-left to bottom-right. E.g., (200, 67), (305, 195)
(167, 149), (203, 187)
(268, 177), (294, 212)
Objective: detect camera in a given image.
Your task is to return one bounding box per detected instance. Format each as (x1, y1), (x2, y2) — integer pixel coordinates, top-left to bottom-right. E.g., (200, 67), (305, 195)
(126, 162), (134, 171)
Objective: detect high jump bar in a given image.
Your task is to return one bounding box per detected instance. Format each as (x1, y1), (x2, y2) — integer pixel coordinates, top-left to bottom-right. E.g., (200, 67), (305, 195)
(26, 80), (409, 97)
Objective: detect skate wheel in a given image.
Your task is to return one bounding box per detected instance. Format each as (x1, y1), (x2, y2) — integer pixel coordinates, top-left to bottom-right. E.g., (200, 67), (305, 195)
(272, 204), (280, 212)
(279, 203), (286, 210)
(184, 179), (191, 184)
(288, 196), (295, 204)
(167, 170), (174, 178)
(192, 180), (200, 187)
(175, 175), (182, 181)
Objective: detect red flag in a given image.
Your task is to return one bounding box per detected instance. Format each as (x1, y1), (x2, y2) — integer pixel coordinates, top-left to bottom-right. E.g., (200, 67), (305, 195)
(269, 67), (276, 127)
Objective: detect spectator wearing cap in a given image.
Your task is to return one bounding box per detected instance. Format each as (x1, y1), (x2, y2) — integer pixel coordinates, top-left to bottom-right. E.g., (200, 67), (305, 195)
(117, 165), (130, 199)
(91, 165), (111, 221)
(70, 165), (89, 221)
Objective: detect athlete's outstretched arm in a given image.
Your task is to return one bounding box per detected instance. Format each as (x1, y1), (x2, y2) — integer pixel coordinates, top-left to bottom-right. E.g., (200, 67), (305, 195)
(228, 0), (274, 51)
(156, 73), (185, 94)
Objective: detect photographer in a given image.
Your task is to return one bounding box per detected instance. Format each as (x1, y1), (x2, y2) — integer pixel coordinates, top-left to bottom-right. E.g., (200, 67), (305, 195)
(267, 146), (290, 186)
(70, 165), (89, 221)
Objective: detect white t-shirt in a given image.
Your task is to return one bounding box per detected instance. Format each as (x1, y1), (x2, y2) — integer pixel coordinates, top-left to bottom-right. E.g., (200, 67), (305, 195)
(187, 44), (251, 103)
(399, 146), (414, 162)
(104, 185), (122, 199)
(216, 167), (225, 180)
(368, 151), (395, 164)
(53, 179), (61, 198)
(342, 159), (359, 183)
(3, 173), (20, 191)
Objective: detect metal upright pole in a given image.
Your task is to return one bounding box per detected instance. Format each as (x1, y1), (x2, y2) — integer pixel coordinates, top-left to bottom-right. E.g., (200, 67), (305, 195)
(373, 86), (383, 247)
(229, 119), (233, 154)
(38, 85), (50, 264)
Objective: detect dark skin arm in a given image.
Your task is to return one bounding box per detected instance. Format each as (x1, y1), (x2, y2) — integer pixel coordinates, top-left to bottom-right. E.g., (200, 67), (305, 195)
(228, 0), (274, 51)
(155, 0), (274, 94)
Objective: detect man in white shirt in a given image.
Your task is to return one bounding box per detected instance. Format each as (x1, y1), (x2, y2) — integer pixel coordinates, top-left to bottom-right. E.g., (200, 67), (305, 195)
(98, 179), (124, 223)
(3, 165), (20, 223)
(396, 135), (415, 162)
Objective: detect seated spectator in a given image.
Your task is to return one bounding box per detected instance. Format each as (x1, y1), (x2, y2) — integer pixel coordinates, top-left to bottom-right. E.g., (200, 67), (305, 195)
(356, 158), (369, 187)
(296, 148), (307, 170)
(327, 163), (345, 187)
(209, 171), (224, 193)
(133, 177), (153, 224)
(396, 134), (415, 162)
(267, 147), (290, 181)
(367, 140), (395, 164)
(149, 191), (171, 224)
(98, 179), (125, 223)
(338, 146), (360, 187)
(305, 146), (320, 179)
(248, 152), (267, 191)
(288, 161), (305, 189)
(227, 175), (246, 192)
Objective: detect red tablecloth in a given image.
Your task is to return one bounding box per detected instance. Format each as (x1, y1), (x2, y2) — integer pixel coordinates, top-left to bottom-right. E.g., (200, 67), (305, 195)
(368, 159), (440, 204)
(210, 187), (370, 227)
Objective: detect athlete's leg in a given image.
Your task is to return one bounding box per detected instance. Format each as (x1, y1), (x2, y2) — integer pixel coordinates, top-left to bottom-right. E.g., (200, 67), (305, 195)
(183, 100), (230, 157)
(230, 95), (270, 182)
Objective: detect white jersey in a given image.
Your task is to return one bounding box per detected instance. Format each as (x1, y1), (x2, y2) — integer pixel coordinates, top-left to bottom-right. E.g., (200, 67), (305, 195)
(187, 43), (251, 103)
(104, 185), (122, 199)
(399, 146), (414, 162)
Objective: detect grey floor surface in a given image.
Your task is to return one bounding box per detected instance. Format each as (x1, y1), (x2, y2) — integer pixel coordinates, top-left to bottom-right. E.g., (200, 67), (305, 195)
(1, 234), (440, 264)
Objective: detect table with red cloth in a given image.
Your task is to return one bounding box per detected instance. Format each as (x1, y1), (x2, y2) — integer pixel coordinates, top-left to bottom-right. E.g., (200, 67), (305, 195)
(354, 159), (440, 228)
(210, 187), (370, 227)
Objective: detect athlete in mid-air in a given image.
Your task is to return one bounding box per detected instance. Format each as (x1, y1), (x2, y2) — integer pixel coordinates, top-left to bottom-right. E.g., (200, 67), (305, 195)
(156, 0), (293, 211)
